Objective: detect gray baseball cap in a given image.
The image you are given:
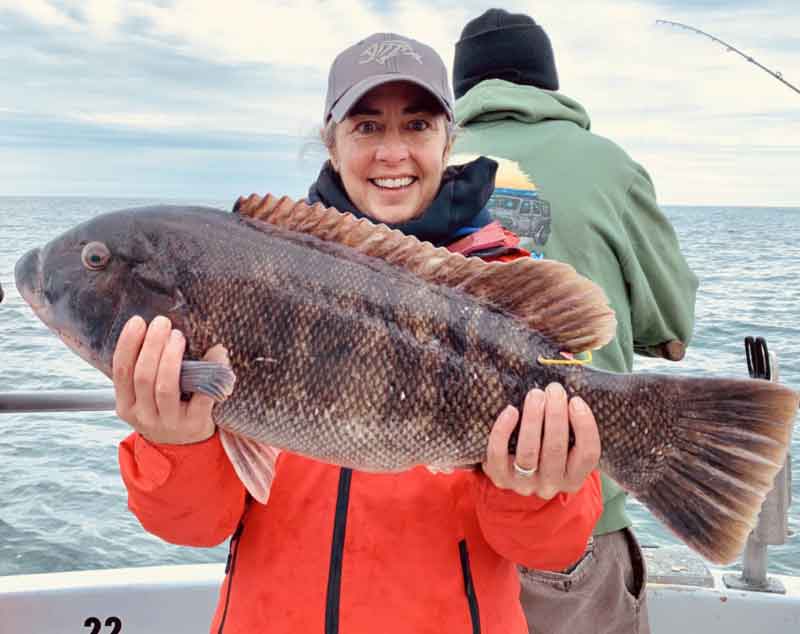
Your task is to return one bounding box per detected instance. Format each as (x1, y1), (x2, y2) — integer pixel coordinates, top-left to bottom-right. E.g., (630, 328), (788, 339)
(324, 33), (454, 123)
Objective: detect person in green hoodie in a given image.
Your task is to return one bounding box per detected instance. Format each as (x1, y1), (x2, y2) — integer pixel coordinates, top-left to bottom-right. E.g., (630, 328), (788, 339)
(452, 8), (699, 634)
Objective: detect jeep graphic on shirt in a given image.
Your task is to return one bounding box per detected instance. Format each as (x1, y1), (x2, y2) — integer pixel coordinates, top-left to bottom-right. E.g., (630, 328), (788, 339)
(450, 154), (552, 257)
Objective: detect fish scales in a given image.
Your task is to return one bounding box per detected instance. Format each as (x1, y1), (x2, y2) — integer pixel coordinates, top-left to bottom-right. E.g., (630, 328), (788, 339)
(14, 203), (799, 565)
(191, 216), (539, 469)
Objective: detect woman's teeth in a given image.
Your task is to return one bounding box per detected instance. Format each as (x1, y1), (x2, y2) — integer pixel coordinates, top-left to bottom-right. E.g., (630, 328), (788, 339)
(372, 177), (415, 189)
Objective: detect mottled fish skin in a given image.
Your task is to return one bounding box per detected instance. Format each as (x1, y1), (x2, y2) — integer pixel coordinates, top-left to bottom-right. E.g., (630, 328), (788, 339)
(14, 204), (799, 564)
(176, 211), (562, 471)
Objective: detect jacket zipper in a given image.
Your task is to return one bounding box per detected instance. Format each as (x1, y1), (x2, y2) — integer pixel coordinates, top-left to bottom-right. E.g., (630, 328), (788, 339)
(217, 520), (245, 634)
(459, 539), (482, 634)
(325, 467), (353, 634)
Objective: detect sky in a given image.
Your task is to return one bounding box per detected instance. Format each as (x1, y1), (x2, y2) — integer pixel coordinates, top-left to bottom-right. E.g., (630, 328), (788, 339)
(0, 0), (798, 205)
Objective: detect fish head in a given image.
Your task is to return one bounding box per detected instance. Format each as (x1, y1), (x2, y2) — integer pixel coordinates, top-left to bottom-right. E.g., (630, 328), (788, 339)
(14, 206), (207, 379)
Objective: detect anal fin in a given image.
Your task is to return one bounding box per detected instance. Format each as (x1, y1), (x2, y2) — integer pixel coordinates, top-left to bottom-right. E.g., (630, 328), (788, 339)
(220, 429), (281, 504)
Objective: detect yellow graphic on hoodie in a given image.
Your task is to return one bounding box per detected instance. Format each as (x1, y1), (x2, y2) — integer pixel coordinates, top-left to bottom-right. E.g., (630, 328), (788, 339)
(450, 154), (551, 254)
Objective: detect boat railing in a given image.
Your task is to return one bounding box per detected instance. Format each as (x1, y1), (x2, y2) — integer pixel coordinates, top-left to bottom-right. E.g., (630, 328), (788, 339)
(0, 389), (116, 413)
(0, 344), (794, 591)
(723, 349), (792, 594)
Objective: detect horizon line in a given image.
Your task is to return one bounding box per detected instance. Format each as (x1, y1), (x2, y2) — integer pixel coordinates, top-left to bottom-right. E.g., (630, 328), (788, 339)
(1, 194), (798, 210)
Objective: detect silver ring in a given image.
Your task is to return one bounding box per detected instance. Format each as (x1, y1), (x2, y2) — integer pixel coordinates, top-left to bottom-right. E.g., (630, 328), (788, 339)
(513, 461), (537, 478)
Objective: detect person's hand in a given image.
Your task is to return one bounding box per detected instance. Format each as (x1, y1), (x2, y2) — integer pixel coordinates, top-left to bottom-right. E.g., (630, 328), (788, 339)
(112, 315), (223, 445)
(233, 193), (275, 221)
(483, 383), (601, 499)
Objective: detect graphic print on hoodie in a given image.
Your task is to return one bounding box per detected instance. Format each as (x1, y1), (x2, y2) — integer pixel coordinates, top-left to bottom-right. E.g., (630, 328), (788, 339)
(450, 153), (551, 258)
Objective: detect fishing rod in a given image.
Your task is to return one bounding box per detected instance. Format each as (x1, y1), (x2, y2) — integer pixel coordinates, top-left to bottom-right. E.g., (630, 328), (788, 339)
(656, 19), (800, 95)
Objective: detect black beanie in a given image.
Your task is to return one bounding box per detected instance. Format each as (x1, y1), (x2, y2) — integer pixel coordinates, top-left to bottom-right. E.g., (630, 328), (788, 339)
(453, 8), (559, 99)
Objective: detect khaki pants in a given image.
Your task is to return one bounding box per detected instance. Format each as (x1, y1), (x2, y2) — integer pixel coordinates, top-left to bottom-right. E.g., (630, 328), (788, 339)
(519, 528), (650, 634)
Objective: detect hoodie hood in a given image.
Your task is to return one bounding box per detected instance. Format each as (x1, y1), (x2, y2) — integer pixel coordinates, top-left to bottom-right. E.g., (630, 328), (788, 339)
(455, 79), (591, 131)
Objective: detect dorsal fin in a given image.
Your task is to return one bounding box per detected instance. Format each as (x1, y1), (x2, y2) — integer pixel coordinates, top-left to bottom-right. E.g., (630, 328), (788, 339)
(235, 194), (617, 353)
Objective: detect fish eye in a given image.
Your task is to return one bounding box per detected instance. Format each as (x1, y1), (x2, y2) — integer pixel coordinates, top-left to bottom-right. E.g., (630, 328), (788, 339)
(81, 241), (111, 271)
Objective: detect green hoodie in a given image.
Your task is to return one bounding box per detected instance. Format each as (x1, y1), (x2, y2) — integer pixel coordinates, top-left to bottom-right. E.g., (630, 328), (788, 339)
(455, 80), (699, 534)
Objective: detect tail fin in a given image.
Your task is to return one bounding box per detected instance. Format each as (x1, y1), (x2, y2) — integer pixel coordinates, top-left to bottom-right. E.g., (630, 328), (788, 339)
(613, 376), (797, 564)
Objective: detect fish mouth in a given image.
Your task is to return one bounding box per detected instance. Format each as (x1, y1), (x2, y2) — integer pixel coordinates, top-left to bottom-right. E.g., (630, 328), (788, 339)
(14, 247), (109, 376)
(15, 248), (45, 315)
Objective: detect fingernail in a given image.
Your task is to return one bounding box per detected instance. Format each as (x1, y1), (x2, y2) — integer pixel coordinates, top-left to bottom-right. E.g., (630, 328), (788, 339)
(126, 315), (143, 331)
(153, 315), (170, 329)
(205, 343), (229, 363)
(546, 383), (564, 397)
(527, 389), (544, 406)
(170, 330), (184, 343)
(571, 396), (588, 413)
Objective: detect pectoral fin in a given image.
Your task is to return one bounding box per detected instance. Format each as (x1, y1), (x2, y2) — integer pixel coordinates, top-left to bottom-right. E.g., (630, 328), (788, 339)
(179, 361), (236, 402)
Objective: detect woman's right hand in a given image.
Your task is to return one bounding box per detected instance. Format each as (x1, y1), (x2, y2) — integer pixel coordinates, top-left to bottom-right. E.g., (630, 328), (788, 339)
(112, 315), (220, 445)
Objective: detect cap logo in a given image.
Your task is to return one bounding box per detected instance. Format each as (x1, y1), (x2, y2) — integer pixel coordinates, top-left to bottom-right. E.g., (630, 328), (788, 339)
(359, 40), (422, 65)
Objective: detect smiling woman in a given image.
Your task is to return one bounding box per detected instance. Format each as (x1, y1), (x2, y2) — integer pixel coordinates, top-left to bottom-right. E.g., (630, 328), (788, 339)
(115, 31), (606, 634)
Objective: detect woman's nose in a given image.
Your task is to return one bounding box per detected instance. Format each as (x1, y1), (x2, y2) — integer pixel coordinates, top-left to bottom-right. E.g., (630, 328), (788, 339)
(375, 133), (410, 162)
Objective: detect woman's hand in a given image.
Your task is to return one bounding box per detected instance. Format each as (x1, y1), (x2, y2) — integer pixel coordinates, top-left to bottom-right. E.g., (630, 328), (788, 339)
(483, 383), (601, 499)
(112, 315), (222, 445)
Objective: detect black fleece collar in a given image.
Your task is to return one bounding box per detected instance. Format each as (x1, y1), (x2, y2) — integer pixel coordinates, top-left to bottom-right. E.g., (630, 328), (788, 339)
(306, 156), (498, 246)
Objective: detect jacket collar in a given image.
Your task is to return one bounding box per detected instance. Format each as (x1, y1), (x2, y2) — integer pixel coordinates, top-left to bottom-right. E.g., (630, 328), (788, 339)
(306, 157), (497, 246)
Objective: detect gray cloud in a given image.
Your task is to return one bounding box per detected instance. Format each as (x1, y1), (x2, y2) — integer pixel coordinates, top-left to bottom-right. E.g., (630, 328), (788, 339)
(1, 9), (324, 129)
(0, 1), (797, 204)
(1, 137), (320, 199)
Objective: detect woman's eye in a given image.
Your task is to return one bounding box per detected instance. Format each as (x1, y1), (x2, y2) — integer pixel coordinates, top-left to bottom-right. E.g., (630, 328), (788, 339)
(81, 241), (111, 271)
(408, 119), (430, 132)
(355, 121), (379, 134)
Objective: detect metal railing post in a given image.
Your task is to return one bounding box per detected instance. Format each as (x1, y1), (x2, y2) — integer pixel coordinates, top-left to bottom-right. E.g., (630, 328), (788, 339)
(724, 351), (791, 593)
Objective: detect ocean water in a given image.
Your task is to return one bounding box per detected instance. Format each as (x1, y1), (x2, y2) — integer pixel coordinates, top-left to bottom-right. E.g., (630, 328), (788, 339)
(0, 197), (798, 578)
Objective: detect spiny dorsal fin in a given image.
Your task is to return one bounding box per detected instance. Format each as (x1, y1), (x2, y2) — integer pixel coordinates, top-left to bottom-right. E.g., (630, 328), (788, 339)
(236, 194), (617, 353)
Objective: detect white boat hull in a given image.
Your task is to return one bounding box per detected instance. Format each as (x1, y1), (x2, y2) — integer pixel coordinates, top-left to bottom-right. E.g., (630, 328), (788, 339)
(1, 563), (799, 633)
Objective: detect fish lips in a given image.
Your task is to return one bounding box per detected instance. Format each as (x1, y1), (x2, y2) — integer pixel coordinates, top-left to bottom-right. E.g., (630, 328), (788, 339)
(14, 247), (44, 313)
(15, 247), (110, 376)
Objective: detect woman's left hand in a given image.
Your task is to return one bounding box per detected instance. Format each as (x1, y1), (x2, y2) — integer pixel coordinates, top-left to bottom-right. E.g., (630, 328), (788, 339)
(483, 383), (601, 499)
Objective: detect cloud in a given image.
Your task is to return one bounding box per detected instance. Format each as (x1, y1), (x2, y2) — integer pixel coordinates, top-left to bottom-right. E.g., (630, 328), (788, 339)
(0, 0), (797, 204)
(0, 0), (77, 28)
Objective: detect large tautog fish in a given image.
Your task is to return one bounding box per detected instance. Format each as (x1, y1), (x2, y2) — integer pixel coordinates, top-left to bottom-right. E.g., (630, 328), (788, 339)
(14, 196), (798, 565)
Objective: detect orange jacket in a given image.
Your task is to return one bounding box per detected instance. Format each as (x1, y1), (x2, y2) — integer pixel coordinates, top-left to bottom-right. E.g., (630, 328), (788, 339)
(120, 432), (601, 634)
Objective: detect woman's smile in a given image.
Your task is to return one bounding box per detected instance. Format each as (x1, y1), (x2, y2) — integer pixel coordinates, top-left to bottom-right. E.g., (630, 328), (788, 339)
(370, 176), (417, 190)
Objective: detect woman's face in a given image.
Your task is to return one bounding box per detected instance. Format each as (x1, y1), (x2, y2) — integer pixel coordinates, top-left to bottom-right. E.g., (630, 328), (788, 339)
(330, 81), (450, 224)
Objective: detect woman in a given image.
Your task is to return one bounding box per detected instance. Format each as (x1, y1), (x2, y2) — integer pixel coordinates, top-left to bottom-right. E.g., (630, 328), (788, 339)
(115, 33), (602, 633)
